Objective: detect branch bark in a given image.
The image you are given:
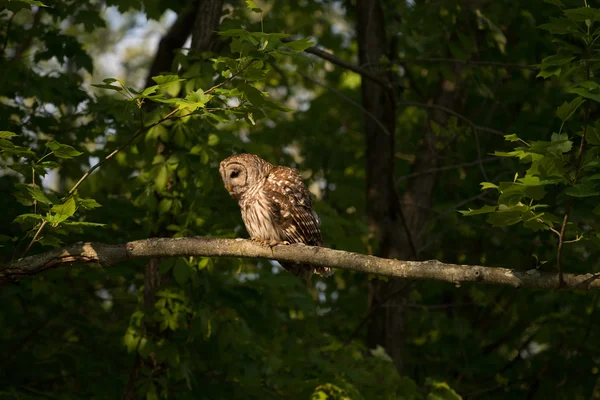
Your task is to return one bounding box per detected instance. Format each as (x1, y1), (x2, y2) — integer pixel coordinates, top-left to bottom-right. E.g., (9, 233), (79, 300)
(1, 237), (599, 290)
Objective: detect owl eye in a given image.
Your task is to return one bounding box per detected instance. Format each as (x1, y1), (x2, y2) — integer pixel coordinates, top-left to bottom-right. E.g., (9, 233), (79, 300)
(230, 170), (240, 178)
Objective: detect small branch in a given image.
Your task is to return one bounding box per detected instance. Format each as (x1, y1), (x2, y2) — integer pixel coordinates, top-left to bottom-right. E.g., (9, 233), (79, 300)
(3, 237), (600, 290)
(396, 157), (499, 181)
(397, 101), (506, 137)
(281, 37), (391, 88)
(395, 57), (537, 71)
(297, 73), (392, 136)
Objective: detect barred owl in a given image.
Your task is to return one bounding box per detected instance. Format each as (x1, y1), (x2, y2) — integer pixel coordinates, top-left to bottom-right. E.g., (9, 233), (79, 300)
(219, 153), (333, 278)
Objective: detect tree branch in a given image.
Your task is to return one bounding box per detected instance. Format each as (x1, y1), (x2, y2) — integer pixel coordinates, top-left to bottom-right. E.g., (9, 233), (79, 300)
(2, 237), (600, 290)
(395, 57), (536, 70)
(281, 37), (392, 88)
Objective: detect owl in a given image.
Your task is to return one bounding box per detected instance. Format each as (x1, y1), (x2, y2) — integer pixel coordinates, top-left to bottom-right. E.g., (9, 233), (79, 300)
(219, 153), (333, 278)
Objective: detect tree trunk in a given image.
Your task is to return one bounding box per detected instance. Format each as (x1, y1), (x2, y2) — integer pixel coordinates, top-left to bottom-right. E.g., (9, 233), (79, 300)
(144, 1), (199, 89)
(357, 0), (460, 374)
(356, 0), (408, 374)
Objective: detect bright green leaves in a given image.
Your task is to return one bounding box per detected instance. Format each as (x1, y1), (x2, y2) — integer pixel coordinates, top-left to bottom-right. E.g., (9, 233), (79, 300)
(0, 131), (18, 139)
(46, 141), (83, 158)
(219, 28), (314, 58)
(0, 132), (35, 157)
(179, 89), (213, 112)
(1, 134), (104, 250)
(46, 197), (76, 226)
(245, 0), (262, 13)
(283, 37), (315, 52)
(462, 1), (600, 262)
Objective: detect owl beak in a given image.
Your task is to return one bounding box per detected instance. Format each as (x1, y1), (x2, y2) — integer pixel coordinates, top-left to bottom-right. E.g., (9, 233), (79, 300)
(227, 184), (232, 192)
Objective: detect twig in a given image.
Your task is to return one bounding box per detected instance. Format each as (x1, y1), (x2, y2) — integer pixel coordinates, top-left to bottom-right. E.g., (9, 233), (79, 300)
(298, 73), (392, 136)
(397, 101), (506, 137)
(204, 59), (255, 94)
(395, 57), (537, 71)
(396, 157), (499, 181)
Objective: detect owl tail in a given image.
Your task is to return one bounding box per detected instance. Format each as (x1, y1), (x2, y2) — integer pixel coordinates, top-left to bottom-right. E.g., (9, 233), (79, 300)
(280, 262), (333, 279)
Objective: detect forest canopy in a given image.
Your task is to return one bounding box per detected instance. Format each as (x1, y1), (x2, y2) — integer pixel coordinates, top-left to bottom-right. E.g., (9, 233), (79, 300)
(1, 0), (600, 399)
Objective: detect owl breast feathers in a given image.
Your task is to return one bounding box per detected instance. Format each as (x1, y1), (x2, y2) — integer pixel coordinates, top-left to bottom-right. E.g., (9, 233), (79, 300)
(219, 153), (333, 278)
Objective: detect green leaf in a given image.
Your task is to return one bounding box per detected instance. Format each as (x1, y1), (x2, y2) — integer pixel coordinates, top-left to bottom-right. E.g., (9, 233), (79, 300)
(564, 183), (599, 197)
(538, 18), (580, 34)
(556, 97), (585, 122)
(151, 75), (185, 88)
(38, 235), (63, 248)
(77, 197), (102, 210)
(154, 165), (168, 192)
(567, 88), (600, 103)
(539, 50), (575, 68)
(16, 0), (48, 6)
(586, 125), (600, 145)
(283, 38), (315, 52)
(173, 259), (191, 286)
(26, 186), (53, 205)
(207, 133), (219, 146)
(238, 82), (266, 106)
(458, 205), (497, 216)
(141, 85), (159, 96)
(537, 66), (562, 79)
(0, 139), (35, 156)
(564, 7), (600, 22)
(504, 134), (520, 142)
(426, 379), (463, 400)
(245, 0), (262, 12)
(487, 210), (523, 227)
(0, 131), (18, 139)
(13, 213), (44, 226)
(180, 89), (212, 111)
(48, 197), (77, 225)
(92, 83), (123, 92)
(480, 182), (499, 190)
(46, 141), (83, 158)
(158, 198), (173, 215)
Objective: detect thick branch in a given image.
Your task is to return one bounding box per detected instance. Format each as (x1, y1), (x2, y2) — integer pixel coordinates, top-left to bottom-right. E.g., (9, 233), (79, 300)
(2, 237), (599, 290)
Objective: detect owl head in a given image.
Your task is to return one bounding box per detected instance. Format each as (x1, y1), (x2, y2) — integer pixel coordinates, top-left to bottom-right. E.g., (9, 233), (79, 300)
(219, 154), (273, 200)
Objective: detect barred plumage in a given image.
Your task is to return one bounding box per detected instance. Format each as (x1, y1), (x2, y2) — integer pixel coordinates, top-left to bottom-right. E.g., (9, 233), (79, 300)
(219, 153), (333, 278)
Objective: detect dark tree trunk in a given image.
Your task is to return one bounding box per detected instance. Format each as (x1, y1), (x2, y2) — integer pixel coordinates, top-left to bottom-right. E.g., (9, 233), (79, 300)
(144, 1), (199, 89)
(190, 0), (225, 54)
(357, 0), (460, 374)
(356, 0), (408, 374)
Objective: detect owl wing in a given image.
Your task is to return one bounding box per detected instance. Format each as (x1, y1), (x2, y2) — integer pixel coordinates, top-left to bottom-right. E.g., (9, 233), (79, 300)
(263, 166), (323, 246)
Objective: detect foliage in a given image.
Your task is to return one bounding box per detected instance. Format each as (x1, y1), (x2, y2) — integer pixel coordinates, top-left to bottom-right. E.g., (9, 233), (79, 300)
(461, 2), (600, 272)
(1, 0), (600, 399)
